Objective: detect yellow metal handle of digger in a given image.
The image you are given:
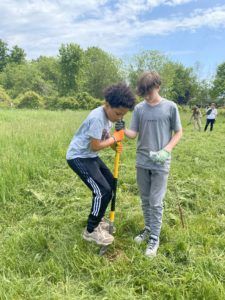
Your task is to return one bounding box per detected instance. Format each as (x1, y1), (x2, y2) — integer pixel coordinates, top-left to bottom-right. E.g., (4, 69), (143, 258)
(99, 141), (122, 255)
(109, 141), (121, 223)
(109, 211), (115, 222)
(113, 142), (121, 179)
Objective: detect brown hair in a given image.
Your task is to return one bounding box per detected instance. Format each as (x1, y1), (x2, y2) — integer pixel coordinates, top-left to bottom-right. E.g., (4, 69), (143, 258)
(137, 71), (161, 97)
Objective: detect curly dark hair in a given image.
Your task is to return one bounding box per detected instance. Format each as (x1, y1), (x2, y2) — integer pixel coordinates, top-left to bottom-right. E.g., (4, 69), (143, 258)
(103, 83), (136, 109)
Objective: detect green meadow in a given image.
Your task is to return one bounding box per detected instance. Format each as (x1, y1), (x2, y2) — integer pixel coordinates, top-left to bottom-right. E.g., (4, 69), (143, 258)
(0, 109), (225, 299)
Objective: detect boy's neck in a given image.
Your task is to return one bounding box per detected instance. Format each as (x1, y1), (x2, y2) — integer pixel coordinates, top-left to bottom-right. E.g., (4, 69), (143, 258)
(145, 94), (162, 106)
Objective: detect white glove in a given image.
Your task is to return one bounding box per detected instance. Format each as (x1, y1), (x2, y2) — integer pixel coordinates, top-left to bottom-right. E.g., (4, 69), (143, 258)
(149, 149), (171, 164)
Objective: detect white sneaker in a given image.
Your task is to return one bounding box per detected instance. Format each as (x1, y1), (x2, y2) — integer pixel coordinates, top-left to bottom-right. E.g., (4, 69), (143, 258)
(83, 225), (114, 246)
(99, 219), (116, 233)
(145, 238), (159, 257)
(134, 228), (150, 244)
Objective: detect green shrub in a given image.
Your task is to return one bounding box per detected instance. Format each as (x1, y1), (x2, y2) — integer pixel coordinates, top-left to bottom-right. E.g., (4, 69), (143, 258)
(0, 86), (12, 108)
(75, 92), (103, 110)
(89, 98), (104, 109)
(58, 97), (79, 110)
(17, 91), (44, 109)
(44, 96), (61, 110)
(41, 93), (103, 111)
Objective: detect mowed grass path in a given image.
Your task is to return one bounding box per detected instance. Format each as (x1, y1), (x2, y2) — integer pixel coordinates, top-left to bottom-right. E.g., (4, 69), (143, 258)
(0, 109), (225, 299)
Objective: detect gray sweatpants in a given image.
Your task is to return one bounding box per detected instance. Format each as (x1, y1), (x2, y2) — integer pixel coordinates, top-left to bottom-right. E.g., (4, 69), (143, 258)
(136, 167), (169, 239)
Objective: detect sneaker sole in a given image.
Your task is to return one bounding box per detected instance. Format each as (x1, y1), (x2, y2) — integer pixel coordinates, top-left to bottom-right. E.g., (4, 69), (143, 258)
(83, 234), (114, 246)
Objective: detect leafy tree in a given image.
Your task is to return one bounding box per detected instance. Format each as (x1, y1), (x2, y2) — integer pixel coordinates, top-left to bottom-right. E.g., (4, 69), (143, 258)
(83, 47), (123, 99)
(160, 62), (177, 99)
(0, 39), (9, 71)
(33, 56), (60, 97)
(9, 45), (26, 64)
(58, 43), (84, 95)
(34, 56), (60, 85)
(128, 50), (170, 91)
(166, 63), (198, 105)
(127, 51), (198, 105)
(0, 63), (55, 98)
(192, 80), (212, 107)
(211, 62), (225, 103)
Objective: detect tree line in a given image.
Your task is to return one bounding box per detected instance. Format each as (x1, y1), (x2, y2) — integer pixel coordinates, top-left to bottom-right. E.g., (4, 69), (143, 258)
(0, 39), (224, 109)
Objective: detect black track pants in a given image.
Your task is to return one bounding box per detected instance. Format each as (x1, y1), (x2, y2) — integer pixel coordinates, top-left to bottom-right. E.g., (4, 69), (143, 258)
(67, 157), (114, 233)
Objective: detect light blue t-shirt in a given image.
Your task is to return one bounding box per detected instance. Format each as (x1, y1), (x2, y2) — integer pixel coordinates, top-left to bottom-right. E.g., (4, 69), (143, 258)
(66, 106), (112, 159)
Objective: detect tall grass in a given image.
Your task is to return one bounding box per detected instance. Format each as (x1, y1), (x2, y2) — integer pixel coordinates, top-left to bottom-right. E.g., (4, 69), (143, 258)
(0, 109), (225, 299)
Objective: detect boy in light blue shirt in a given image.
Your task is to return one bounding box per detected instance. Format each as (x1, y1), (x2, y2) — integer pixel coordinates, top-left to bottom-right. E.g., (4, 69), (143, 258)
(67, 83), (136, 246)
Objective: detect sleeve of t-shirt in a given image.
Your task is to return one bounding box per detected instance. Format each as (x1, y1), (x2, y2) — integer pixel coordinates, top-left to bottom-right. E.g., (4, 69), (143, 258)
(130, 106), (139, 132)
(171, 104), (182, 132)
(87, 118), (104, 140)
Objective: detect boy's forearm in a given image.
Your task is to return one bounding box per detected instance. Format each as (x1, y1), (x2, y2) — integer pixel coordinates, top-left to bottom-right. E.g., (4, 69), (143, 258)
(164, 128), (183, 152)
(124, 128), (137, 139)
(91, 137), (115, 151)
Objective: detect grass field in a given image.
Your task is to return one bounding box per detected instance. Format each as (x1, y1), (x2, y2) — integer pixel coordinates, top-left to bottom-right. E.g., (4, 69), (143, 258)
(0, 109), (225, 299)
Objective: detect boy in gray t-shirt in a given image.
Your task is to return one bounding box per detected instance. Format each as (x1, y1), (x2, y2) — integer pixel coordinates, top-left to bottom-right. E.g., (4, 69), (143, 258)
(124, 71), (182, 257)
(67, 83), (135, 247)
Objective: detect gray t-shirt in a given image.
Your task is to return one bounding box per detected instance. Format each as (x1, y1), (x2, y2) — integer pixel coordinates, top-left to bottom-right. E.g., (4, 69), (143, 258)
(130, 98), (182, 171)
(66, 106), (112, 159)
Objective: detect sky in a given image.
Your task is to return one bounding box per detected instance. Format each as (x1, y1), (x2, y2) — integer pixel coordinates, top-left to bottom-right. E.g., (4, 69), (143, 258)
(1, 0), (225, 79)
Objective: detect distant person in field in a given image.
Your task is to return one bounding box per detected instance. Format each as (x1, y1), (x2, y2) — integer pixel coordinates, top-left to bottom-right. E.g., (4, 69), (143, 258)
(189, 105), (202, 131)
(66, 83), (135, 246)
(204, 103), (218, 131)
(120, 71), (182, 257)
